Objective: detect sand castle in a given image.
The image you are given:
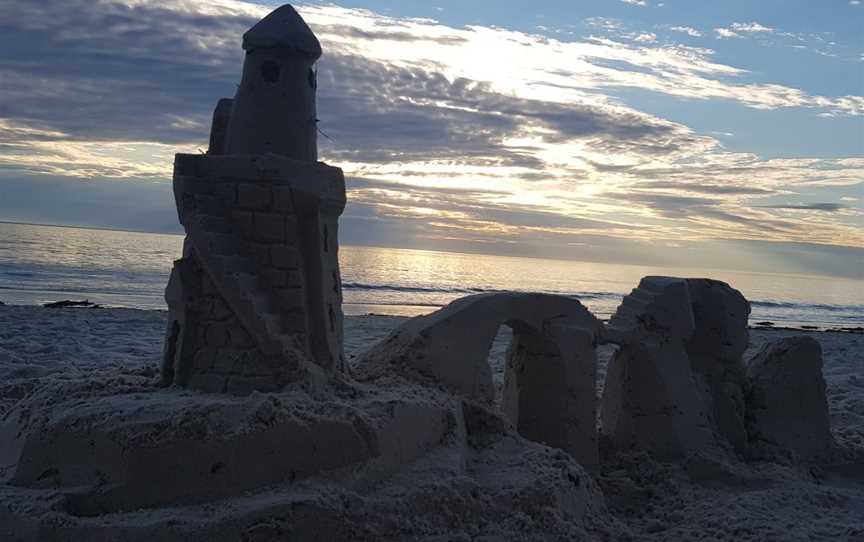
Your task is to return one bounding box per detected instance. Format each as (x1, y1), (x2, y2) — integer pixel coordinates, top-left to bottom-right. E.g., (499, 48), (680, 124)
(0, 6), (838, 540)
(161, 5), (345, 395)
(364, 276), (833, 465)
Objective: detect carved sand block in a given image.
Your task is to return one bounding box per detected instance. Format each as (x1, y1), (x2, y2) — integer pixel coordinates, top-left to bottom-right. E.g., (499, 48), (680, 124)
(685, 278), (751, 453)
(503, 317), (601, 467)
(600, 276), (756, 458)
(357, 292), (603, 467)
(746, 336), (834, 460)
(600, 277), (717, 458)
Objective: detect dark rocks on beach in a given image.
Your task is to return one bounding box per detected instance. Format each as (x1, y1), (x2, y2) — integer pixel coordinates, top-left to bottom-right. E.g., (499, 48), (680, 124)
(755, 321), (774, 327)
(42, 300), (102, 309)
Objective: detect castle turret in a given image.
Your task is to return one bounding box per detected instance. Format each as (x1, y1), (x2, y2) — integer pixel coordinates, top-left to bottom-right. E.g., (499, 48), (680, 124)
(223, 5), (321, 160)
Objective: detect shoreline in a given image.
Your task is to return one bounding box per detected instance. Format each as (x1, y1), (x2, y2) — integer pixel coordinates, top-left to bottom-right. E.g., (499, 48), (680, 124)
(2, 301), (860, 334)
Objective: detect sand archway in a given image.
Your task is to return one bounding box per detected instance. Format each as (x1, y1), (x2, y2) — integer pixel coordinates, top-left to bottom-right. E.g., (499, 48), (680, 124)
(357, 293), (602, 467)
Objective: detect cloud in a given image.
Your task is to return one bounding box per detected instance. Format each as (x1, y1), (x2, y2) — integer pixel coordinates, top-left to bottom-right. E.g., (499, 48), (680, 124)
(730, 22), (773, 33)
(716, 21), (773, 39)
(585, 17), (624, 32)
(710, 21), (853, 61)
(313, 51), (701, 176)
(1, 0), (860, 154)
(669, 26), (702, 37)
(633, 181), (776, 196)
(715, 28), (740, 39)
(0, 0), (250, 145)
(0, 120), (181, 178)
(632, 32), (657, 43)
(620, 0), (648, 6)
(315, 24), (469, 45)
(0, 0), (861, 256)
(759, 203), (847, 211)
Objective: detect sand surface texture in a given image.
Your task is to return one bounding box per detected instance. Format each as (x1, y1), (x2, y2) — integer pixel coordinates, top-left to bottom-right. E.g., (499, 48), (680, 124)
(0, 305), (862, 540)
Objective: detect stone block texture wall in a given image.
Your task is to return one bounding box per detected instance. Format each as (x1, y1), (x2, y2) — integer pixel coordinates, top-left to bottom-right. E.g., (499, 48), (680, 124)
(162, 153), (346, 394)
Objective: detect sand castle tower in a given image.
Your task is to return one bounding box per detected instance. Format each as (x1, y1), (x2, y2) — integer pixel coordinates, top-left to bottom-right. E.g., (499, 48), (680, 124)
(161, 5), (345, 394)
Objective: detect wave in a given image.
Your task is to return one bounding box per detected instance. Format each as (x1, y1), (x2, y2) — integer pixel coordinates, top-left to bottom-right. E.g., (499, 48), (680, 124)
(2, 273), (861, 323)
(750, 300), (864, 313)
(341, 281), (621, 300)
(343, 301), (445, 308)
(341, 281), (863, 316)
(342, 281), (492, 295)
(0, 283), (154, 296)
(0, 270), (36, 278)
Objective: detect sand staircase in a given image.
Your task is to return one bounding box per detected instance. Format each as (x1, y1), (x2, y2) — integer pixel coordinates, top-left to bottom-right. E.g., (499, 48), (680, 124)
(177, 182), (303, 366)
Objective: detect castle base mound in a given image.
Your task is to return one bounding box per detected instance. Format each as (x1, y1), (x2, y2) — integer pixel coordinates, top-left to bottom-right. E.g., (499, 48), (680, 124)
(0, 374), (612, 541)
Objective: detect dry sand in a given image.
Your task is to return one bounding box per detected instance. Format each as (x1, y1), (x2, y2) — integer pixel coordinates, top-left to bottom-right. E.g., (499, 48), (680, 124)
(0, 305), (862, 540)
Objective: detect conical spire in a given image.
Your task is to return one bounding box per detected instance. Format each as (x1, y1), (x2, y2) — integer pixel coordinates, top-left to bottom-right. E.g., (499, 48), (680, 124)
(242, 4), (322, 59)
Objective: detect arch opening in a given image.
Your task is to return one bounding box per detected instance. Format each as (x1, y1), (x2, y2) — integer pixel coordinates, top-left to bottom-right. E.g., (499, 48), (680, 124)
(486, 323), (513, 409)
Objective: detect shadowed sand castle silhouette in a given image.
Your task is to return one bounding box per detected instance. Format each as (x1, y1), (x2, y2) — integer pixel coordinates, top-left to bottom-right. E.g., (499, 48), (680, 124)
(0, 5), (838, 540)
(162, 4), (345, 396)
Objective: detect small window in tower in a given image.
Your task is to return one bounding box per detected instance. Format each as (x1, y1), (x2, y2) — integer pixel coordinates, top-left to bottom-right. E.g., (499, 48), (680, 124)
(308, 67), (317, 89)
(261, 61), (280, 83)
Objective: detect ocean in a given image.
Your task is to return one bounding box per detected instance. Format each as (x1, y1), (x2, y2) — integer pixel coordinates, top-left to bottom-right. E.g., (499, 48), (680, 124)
(0, 222), (861, 329)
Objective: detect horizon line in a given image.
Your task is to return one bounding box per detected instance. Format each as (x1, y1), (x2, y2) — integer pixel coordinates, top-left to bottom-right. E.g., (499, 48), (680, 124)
(1, 219), (861, 283)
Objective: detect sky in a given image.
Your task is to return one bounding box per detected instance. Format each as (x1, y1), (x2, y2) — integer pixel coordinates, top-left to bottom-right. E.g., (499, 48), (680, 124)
(0, 0), (861, 278)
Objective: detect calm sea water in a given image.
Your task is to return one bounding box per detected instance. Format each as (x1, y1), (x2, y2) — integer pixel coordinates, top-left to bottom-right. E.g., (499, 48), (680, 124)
(0, 222), (861, 328)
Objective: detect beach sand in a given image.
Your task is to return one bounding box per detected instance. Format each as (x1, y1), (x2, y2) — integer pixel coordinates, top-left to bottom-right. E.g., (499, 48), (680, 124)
(0, 305), (862, 540)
